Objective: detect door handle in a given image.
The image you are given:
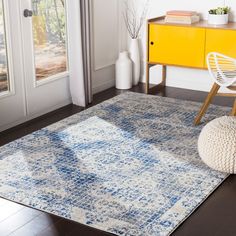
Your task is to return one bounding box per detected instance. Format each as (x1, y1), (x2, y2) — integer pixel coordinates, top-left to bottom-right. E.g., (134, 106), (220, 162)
(24, 9), (33, 18)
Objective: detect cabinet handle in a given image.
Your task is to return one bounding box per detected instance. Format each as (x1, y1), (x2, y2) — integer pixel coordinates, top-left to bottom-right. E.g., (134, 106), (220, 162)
(150, 41), (154, 45)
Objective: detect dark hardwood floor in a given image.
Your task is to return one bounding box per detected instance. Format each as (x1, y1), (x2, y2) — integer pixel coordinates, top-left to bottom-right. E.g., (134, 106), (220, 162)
(0, 83), (235, 236)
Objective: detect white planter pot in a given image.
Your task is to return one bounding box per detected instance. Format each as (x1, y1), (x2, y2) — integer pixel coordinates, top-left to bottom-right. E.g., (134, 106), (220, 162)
(208, 13), (229, 25)
(129, 38), (140, 86)
(115, 51), (132, 90)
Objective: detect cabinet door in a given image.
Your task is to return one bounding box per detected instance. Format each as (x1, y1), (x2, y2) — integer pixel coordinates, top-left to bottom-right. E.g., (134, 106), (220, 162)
(205, 29), (236, 67)
(149, 24), (205, 68)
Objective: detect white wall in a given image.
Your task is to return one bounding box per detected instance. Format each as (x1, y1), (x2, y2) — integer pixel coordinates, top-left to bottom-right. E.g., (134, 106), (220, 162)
(91, 0), (236, 94)
(91, 0), (127, 94)
(126, 0), (236, 92)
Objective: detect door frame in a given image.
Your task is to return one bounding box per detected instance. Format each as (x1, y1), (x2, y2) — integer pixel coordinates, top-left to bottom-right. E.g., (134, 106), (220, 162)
(0, 0), (28, 132)
(0, 0), (16, 99)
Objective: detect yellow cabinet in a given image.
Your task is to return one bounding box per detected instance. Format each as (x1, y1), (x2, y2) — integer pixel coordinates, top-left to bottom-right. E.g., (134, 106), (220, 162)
(146, 16), (236, 94)
(149, 24), (205, 68)
(205, 29), (236, 67)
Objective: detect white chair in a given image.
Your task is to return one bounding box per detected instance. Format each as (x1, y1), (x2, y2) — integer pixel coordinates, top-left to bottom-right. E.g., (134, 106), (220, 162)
(194, 52), (236, 125)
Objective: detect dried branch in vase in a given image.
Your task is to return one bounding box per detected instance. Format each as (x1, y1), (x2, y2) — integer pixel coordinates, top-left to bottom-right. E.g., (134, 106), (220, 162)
(123, 0), (150, 39)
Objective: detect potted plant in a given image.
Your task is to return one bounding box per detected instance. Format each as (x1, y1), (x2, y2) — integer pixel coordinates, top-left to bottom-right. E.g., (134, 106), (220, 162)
(208, 6), (230, 25)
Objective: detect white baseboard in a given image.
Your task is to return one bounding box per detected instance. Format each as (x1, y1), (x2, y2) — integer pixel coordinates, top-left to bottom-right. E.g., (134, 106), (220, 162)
(93, 78), (115, 94)
(92, 63), (116, 94)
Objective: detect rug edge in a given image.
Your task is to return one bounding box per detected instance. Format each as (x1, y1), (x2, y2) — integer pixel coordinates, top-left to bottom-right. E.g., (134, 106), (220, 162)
(167, 174), (230, 236)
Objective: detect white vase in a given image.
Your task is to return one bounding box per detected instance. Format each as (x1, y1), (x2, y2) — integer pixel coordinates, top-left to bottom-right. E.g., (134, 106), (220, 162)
(129, 38), (140, 86)
(115, 51), (132, 90)
(208, 13), (229, 25)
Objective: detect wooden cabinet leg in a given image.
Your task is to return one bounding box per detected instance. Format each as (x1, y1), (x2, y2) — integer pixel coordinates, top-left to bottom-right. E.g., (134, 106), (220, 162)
(194, 83), (220, 125)
(231, 99), (236, 116)
(162, 65), (167, 86)
(146, 63), (150, 94)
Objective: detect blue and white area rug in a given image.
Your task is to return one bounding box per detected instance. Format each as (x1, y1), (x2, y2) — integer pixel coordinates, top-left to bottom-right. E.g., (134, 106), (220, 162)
(0, 92), (231, 236)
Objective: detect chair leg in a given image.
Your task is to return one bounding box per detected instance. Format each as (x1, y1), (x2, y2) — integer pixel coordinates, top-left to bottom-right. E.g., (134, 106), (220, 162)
(161, 65), (167, 86)
(231, 99), (236, 116)
(146, 63), (150, 94)
(194, 83), (220, 125)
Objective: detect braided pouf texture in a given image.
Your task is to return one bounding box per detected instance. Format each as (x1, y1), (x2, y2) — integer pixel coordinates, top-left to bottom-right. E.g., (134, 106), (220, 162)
(198, 116), (236, 173)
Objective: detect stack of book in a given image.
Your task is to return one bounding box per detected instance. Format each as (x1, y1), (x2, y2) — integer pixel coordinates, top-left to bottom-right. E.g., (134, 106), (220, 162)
(165, 10), (200, 24)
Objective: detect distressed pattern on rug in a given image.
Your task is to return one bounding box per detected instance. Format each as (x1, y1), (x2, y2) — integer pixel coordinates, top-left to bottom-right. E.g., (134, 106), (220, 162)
(0, 92), (230, 236)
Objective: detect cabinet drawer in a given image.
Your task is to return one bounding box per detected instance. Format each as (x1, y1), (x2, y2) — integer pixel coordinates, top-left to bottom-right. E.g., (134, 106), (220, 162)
(205, 29), (236, 67)
(149, 24), (205, 68)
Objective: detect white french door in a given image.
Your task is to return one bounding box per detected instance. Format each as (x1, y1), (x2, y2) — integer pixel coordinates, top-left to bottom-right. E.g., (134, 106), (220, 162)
(21, 0), (70, 116)
(0, 0), (71, 131)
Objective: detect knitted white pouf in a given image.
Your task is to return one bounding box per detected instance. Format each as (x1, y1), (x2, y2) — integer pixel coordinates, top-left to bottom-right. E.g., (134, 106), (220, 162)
(198, 116), (236, 173)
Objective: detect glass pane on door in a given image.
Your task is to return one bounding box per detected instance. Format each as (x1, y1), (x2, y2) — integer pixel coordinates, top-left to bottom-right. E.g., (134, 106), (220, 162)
(32, 0), (67, 81)
(0, 0), (9, 94)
